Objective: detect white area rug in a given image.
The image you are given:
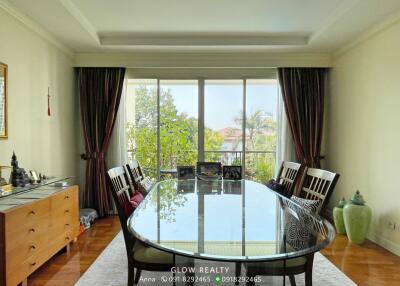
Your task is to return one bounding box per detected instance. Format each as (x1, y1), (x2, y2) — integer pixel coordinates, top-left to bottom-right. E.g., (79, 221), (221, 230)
(76, 232), (356, 286)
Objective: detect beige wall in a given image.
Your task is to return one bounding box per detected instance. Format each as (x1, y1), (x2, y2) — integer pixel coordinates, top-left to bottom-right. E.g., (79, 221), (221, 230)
(0, 8), (78, 183)
(327, 19), (400, 255)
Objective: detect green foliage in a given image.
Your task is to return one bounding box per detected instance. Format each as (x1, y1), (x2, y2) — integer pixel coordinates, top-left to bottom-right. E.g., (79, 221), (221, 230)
(127, 86), (224, 177)
(126, 85), (277, 182)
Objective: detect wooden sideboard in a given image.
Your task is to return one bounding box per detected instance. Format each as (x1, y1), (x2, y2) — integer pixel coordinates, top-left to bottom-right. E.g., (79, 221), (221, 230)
(0, 185), (79, 286)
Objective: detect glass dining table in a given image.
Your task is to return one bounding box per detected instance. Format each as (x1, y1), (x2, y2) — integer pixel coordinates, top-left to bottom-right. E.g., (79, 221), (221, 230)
(127, 179), (335, 284)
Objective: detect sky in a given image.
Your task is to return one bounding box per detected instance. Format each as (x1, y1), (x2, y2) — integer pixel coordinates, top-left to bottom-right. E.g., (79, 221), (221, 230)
(161, 80), (278, 130)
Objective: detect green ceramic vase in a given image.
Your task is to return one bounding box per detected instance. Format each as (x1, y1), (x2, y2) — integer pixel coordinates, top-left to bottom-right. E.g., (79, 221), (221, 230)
(333, 197), (347, 235)
(343, 191), (371, 245)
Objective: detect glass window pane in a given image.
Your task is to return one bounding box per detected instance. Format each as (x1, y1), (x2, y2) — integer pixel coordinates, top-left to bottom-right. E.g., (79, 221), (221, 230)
(160, 80), (198, 177)
(126, 79), (158, 179)
(204, 80), (243, 165)
(245, 79), (278, 181)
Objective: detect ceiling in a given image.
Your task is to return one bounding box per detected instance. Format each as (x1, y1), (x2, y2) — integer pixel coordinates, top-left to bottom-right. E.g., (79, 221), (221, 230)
(3, 0), (400, 53)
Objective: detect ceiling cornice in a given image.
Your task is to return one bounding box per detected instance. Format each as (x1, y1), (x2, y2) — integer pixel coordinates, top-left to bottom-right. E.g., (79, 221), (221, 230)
(74, 51), (332, 68)
(333, 8), (400, 59)
(309, 0), (360, 43)
(59, 0), (100, 45)
(100, 32), (309, 47)
(0, 0), (74, 58)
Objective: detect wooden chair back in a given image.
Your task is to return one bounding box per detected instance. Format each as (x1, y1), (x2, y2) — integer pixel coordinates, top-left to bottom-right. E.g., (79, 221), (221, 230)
(177, 166), (195, 179)
(107, 166), (135, 251)
(297, 168), (340, 214)
(223, 165), (242, 180)
(276, 161), (302, 197)
(126, 160), (144, 185)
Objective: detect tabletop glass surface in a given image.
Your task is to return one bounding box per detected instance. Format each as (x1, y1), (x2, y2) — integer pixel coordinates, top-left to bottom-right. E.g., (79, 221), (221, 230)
(128, 179), (335, 262)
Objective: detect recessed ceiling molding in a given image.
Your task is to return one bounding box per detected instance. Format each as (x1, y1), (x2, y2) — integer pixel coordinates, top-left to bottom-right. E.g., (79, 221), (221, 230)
(309, 0), (360, 43)
(0, 0), (73, 57)
(99, 32), (310, 47)
(333, 8), (400, 59)
(59, 0), (100, 45)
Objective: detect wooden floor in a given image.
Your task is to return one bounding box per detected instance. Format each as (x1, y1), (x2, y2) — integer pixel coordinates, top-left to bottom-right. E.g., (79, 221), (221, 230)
(27, 216), (400, 286)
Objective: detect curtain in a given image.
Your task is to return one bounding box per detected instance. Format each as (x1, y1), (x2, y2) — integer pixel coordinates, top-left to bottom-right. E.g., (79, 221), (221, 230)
(77, 67), (126, 217)
(278, 68), (327, 168)
(106, 80), (128, 169)
(275, 82), (297, 177)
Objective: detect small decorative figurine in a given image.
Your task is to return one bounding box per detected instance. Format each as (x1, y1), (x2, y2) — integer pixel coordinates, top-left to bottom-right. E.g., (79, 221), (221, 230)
(333, 197), (347, 235)
(10, 152), (31, 187)
(343, 190), (372, 245)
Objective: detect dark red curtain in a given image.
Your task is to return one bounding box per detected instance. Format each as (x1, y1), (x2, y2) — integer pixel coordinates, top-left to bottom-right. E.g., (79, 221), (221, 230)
(278, 68), (327, 168)
(77, 67), (126, 216)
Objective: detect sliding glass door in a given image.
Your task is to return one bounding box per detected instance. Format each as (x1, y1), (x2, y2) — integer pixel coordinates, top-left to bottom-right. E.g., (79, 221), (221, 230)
(204, 80), (243, 165)
(126, 78), (278, 182)
(159, 80), (198, 176)
(126, 79), (158, 179)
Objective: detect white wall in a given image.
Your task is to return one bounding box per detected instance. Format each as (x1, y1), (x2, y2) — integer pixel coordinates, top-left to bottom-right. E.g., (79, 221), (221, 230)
(327, 19), (400, 255)
(0, 8), (78, 183)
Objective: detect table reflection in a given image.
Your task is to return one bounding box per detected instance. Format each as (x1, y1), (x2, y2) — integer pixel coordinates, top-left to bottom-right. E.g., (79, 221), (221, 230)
(129, 179), (333, 261)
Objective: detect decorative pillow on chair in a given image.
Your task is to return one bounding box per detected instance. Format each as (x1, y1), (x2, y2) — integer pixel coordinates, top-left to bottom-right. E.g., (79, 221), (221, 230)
(284, 196), (320, 250)
(130, 191), (144, 208)
(123, 191), (144, 216)
(266, 179), (288, 197)
(290, 196), (320, 213)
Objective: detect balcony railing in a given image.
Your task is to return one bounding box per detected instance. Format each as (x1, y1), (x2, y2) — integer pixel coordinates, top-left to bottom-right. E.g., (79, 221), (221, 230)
(127, 149), (276, 182)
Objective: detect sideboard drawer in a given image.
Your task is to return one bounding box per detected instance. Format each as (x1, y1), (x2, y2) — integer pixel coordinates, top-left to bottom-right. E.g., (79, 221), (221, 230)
(6, 247), (49, 286)
(4, 198), (50, 233)
(5, 217), (48, 252)
(0, 185), (80, 286)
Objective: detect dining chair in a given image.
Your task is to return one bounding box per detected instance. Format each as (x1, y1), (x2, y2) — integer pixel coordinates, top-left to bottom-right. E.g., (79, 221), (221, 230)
(222, 165), (242, 180)
(196, 162), (222, 179)
(177, 166), (195, 179)
(275, 161), (303, 197)
(295, 167), (340, 214)
(107, 166), (174, 285)
(125, 160), (154, 195)
(244, 197), (322, 286)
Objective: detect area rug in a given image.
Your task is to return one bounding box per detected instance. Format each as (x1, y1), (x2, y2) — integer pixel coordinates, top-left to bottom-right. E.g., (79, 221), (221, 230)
(76, 232), (356, 286)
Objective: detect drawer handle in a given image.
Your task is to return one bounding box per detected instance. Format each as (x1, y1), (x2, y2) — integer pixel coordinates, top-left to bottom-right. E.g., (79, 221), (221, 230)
(30, 245), (36, 250)
(29, 210), (35, 215)
(65, 223), (70, 226)
(29, 228), (35, 233)
(64, 195), (70, 199)
(65, 210), (70, 214)
(30, 262), (36, 266)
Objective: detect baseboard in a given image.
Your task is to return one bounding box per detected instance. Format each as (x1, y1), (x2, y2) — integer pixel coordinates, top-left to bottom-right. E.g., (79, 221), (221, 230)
(367, 232), (400, 256)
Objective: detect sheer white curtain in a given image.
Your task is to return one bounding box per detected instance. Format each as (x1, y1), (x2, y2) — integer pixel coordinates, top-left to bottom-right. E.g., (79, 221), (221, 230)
(275, 84), (296, 177)
(106, 79), (128, 169)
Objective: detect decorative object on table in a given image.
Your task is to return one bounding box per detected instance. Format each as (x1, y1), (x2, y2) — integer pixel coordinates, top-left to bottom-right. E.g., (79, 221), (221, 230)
(333, 197), (347, 234)
(0, 165), (11, 186)
(54, 181), (69, 187)
(28, 170), (40, 184)
(10, 152), (31, 187)
(47, 87), (51, 116)
(196, 162), (222, 180)
(222, 165), (242, 180)
(177, 166), (195, 179)
(0, 62), (8, 139)
(343, 190), (371, 245)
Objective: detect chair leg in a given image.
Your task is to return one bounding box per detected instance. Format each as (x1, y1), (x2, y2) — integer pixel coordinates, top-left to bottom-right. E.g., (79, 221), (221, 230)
(289, 274), (296, 286)
(246, 277), (255, 286)
(127, 268), (134, 286)
(235, 262), (241, 285)
(134, 268), (142, 284)
(305, 267), (312, 286)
